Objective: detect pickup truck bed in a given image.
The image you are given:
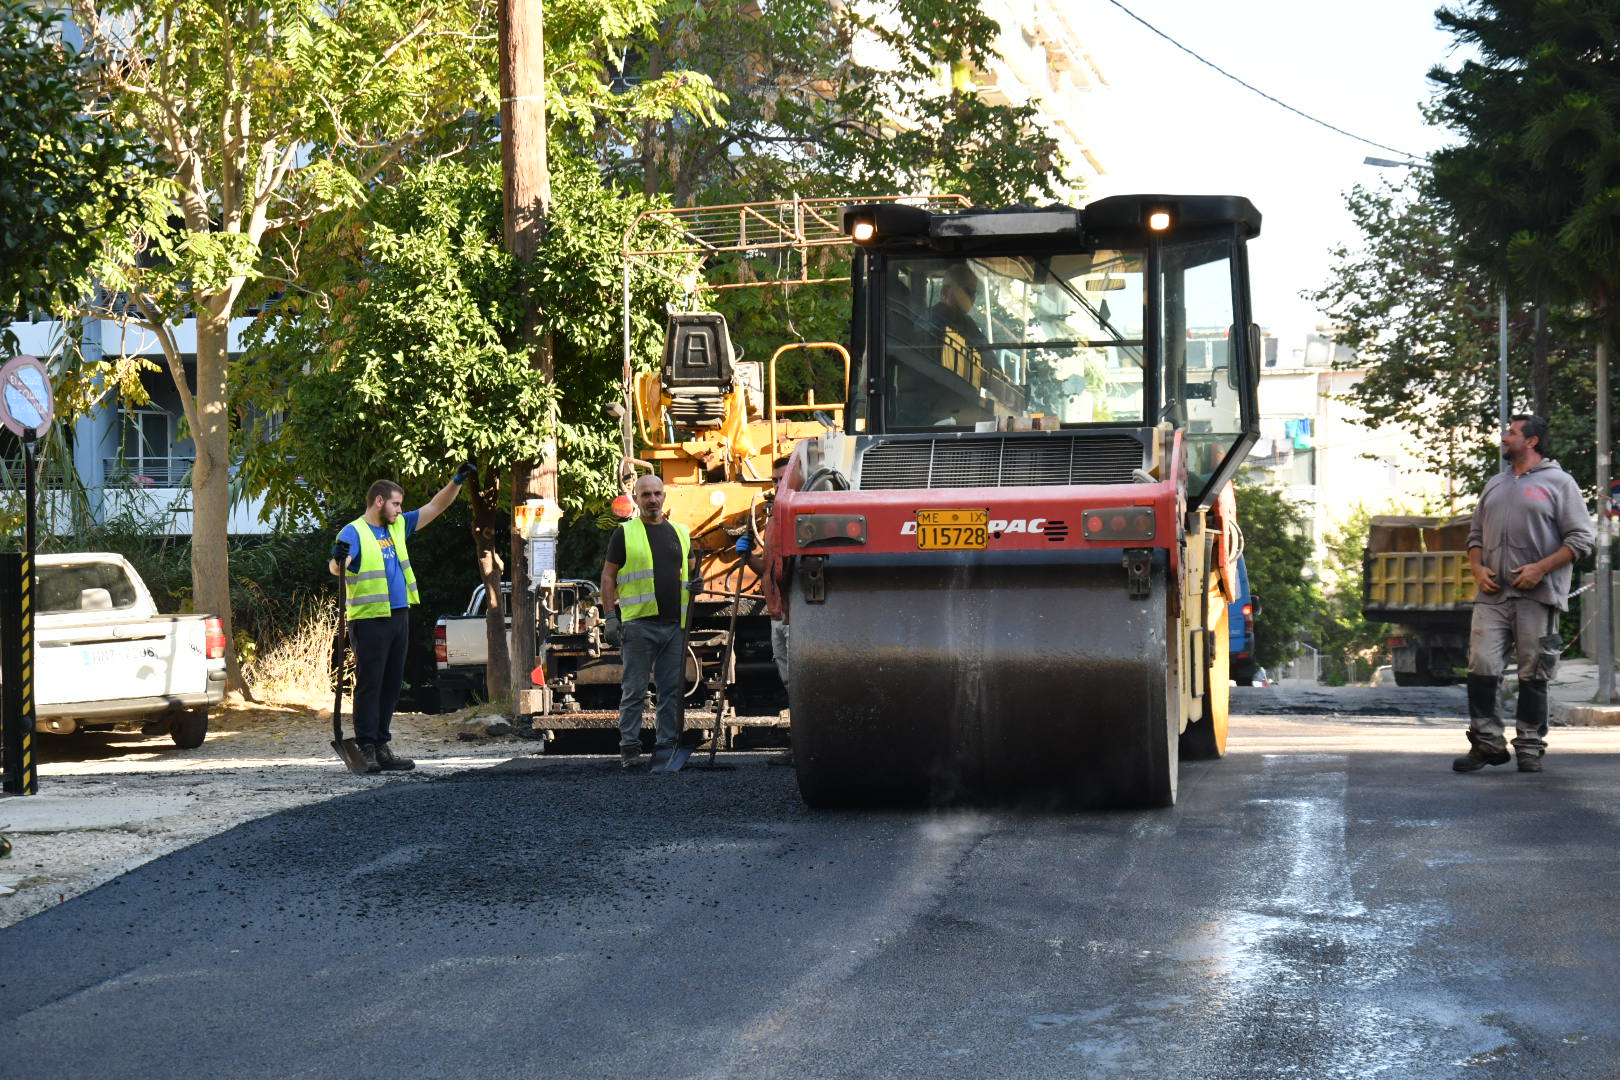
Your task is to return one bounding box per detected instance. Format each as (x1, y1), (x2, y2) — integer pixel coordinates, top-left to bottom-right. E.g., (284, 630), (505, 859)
(28, 553), (227, 746)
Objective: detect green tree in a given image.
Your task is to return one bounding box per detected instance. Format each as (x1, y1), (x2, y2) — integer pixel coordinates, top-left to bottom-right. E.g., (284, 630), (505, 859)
(0, 1), (139, 336)
(601, 0), (1069, 206)
(1315, 506), (1391, 685)
(1431, 1), (1620, 322)
(1234, 479), (1319, 674)
(1310, 173), (1594, 496)
(240, 155), (691, 694)
(65, 0), (500, 686)
(1427, 0), (1620, 493)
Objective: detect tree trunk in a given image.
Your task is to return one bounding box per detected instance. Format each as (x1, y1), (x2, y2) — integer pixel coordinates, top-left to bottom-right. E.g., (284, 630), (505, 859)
(468, 483), (511, 700)
(191, 303), (249, 695)
(501, 0), (555, 715)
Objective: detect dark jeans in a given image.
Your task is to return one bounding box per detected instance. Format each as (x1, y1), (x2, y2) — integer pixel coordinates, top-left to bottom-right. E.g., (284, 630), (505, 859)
(349, 608), (409, 745)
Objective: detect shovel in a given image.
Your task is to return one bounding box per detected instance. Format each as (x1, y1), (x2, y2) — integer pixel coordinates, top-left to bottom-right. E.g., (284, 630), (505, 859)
(330, 579), (371, 775)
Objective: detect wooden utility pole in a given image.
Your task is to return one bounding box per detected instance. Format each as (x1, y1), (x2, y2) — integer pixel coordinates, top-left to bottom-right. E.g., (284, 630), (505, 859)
(500, 0), (556, 715)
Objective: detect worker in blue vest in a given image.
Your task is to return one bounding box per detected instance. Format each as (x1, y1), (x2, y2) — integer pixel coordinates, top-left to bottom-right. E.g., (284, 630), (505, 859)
(329, 464), (475, 773)
(600, 473), (701, 767)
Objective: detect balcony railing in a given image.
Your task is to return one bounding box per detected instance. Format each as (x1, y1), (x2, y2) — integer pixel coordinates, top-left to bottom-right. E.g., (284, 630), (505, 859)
(102, 458), (194, 487)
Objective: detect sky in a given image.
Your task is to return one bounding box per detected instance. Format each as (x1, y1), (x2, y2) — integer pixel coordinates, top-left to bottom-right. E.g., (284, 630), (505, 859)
(1076, 0), (1465, 355)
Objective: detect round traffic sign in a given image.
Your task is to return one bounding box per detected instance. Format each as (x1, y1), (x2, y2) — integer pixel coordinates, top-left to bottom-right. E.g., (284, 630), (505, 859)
(0, 355), (54, 438)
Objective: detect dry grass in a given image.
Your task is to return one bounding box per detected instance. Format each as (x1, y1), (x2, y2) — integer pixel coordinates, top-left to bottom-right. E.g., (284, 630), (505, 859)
(242, 598), (349, 702)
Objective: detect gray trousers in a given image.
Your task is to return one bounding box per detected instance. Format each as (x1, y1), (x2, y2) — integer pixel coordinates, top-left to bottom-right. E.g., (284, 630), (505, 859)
(1468, 597), (1559, 749)
(1468, 597), (1560, 681)
(618, 619), (685, 750)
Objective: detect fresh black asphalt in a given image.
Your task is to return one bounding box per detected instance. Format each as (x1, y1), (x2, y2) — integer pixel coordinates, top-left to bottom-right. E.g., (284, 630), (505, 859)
(4, 691), (1620, 1079)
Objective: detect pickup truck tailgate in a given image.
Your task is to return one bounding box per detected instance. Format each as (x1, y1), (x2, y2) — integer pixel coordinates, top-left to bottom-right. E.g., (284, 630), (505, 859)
(35, 618), (212, 706)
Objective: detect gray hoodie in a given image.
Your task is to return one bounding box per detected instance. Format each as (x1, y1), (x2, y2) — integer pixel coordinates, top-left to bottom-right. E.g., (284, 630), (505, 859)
(1467, 459), (1594, 610)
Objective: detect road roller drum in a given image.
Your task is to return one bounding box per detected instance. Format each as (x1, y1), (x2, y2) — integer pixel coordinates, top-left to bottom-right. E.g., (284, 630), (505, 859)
(790, 557), (1179, 808)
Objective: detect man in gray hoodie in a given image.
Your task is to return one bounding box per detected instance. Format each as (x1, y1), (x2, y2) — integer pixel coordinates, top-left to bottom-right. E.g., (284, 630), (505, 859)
(1455, 415), (1594, 774)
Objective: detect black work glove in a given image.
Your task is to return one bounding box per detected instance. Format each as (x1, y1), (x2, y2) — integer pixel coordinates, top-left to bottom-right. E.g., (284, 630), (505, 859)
(602, 615), (621, 647)
(452, 460), (478, 486)
(330, 541), (347, 563)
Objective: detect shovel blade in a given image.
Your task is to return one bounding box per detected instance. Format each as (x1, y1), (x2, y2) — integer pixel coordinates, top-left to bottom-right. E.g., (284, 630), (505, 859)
(333, 738), (373, 775)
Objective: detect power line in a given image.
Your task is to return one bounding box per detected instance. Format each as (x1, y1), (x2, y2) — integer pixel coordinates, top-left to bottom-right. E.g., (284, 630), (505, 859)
(1104, 0), (1423, 161)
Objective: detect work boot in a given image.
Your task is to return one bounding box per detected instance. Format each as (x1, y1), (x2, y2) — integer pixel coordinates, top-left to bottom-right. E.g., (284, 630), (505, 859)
(620, 745), (642, 768)
(375, 742), (415, 771)
(358, 743), (383, 774)
(1517, 750), (1544, 773)
(1452, 729), (1511, 773)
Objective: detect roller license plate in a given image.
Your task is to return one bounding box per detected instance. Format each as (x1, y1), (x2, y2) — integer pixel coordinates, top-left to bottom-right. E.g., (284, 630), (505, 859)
(915, 509), (988, 550)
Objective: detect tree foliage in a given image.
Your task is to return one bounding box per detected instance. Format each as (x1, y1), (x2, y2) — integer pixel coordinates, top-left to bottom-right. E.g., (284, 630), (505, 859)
(1430, 0), (1620, 329)
(240, 155), (689, 521)
(0, 1), (140, 336)
(1314, 506), (1390, 686)
(1234, 479), (1319, 672)
(1308, 174), (1594, 494)
(65, 0), (502, 683)
(598, 0), (1070, 206)
(64, 0), (718, 686)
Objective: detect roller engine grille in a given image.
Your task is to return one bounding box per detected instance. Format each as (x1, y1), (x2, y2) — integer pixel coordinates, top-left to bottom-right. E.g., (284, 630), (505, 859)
(857, 434), (1146, 489)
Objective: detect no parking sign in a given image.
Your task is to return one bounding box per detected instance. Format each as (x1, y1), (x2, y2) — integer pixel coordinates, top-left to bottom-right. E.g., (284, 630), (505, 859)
(0, 355), (54, 438)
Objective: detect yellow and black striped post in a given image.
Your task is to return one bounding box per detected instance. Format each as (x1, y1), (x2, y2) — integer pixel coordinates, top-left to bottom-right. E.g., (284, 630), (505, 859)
(2, 429), (38, 795)
(1, 549), (34, 795)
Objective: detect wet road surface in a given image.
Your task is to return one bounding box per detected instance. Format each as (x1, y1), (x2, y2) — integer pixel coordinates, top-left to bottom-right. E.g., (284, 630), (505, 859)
(4, 686), (1620, 1079)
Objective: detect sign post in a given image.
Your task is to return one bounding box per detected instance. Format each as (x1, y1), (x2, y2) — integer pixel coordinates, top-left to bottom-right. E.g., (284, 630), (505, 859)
(1, 355), (54, 796)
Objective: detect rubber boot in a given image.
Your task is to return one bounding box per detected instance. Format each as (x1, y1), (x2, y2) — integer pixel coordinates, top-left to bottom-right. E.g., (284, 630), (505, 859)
(1513, 679), (1549, 773)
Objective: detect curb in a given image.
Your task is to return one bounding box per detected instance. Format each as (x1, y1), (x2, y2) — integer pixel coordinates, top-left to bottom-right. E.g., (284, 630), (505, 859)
(1550, 700), (1620, 727)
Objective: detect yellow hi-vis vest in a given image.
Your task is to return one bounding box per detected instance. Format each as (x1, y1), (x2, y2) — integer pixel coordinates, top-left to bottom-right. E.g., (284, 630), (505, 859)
(618, 516), (691, 627)
(344, 516), (419, 620)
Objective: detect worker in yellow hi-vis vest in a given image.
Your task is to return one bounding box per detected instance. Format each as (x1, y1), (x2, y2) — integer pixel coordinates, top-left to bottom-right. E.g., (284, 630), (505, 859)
(328, 465), (474, 774)
(600, 473), (701, 768)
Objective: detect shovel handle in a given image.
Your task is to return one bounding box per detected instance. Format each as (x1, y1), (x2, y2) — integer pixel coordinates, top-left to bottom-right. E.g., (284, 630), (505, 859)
(333, 578), (347, 744)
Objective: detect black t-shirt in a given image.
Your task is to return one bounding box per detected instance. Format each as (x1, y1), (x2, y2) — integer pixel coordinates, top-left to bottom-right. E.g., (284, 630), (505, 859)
(605, 519), (684, 624)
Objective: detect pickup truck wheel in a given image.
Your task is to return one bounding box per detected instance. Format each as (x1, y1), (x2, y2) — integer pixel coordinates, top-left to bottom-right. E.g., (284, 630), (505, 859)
(168, 708), (209, 749)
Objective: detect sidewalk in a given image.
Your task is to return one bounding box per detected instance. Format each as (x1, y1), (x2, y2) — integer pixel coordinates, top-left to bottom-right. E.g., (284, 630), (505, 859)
(1549, 658), (1620, 726)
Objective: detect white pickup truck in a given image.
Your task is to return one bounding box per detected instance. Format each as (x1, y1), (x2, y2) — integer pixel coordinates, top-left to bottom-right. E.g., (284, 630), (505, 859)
(433, 579), (602, 710)
(31, 552), (227, 747)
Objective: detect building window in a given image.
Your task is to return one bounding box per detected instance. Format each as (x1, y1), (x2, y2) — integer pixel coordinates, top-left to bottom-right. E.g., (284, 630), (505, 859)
(107, 409), (189, 486)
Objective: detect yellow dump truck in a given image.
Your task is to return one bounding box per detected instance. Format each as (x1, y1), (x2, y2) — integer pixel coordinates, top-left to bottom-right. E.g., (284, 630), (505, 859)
(1362, 514), (1475, 686)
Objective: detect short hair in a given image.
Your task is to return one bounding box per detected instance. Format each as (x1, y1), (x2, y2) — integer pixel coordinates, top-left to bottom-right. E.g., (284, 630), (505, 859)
(771, 455), (792, 471)
(367, 479), (403, 506)
(633, 473), (664, 493)
(1512, 414), (1553, 459)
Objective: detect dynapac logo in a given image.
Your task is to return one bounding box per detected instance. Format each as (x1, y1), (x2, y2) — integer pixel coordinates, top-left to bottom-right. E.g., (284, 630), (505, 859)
(900, 518), (1046, 535)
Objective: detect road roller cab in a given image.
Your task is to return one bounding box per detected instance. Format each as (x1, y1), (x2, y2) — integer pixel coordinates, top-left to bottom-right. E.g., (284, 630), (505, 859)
(773, 194), (1262, 807)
